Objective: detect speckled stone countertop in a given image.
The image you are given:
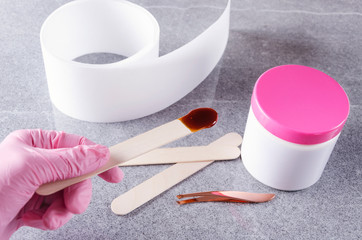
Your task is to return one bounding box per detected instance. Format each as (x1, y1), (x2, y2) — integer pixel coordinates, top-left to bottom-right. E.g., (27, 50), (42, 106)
(1, 0), (361, 239)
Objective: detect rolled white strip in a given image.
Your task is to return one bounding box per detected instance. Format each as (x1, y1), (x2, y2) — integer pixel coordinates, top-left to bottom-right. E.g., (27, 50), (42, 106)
(40, 0), (231, 122)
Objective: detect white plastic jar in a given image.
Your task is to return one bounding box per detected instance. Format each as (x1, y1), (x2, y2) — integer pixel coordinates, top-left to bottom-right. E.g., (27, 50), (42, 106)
(241, 65), (349, 191)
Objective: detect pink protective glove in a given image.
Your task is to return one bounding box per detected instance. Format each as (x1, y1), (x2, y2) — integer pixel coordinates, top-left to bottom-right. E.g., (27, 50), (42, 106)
(0, 129), (123, 239)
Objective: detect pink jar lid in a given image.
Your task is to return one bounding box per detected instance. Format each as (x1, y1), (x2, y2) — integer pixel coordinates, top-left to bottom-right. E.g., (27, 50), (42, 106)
(251, 65), (349, 145)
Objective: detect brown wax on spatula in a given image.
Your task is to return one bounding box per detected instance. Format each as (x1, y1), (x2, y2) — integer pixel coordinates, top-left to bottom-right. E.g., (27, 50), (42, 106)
(179, 108), (218, 132)
(36, 108), (218, 196)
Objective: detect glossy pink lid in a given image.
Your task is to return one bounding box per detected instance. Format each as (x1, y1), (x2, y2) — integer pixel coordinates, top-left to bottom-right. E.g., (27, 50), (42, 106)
(251, 65), (349, 145)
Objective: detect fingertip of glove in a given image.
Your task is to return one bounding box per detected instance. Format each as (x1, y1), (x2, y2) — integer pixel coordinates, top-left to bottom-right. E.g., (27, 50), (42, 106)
(64, 179), (92, 214)
(113, 167), (124, 183)
(43, 210), (73, 230)
(44, 220), (61, 230)
(41, 198), (74, 230)
(98, 167), (124, 183)
(44, 219), (64, 230)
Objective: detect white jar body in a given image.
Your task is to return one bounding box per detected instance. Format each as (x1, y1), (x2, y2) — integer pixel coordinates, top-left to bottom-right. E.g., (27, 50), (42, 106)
(241, 107), (339, 191)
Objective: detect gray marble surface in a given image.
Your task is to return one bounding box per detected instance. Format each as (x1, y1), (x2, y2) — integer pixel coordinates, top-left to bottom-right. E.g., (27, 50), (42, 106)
(1, 0), (361, 239)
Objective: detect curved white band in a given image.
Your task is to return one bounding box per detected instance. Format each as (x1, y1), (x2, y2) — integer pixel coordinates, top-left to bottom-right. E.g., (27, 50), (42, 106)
(40, 0), (230, 122)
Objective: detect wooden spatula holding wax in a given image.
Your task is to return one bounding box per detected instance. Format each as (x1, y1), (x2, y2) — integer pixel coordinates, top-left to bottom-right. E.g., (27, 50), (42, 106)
(36, 108), (218, 196)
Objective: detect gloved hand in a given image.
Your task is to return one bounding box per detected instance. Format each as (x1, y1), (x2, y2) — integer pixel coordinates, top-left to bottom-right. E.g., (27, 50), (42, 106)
(0, 129), (123, 239)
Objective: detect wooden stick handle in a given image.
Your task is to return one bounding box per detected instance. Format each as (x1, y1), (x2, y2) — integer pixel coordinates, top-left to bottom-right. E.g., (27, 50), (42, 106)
(119, 145), (240, 166)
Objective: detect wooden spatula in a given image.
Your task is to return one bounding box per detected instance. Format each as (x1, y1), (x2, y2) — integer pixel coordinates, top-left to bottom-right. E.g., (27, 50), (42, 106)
(36, 108), (218, 196)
